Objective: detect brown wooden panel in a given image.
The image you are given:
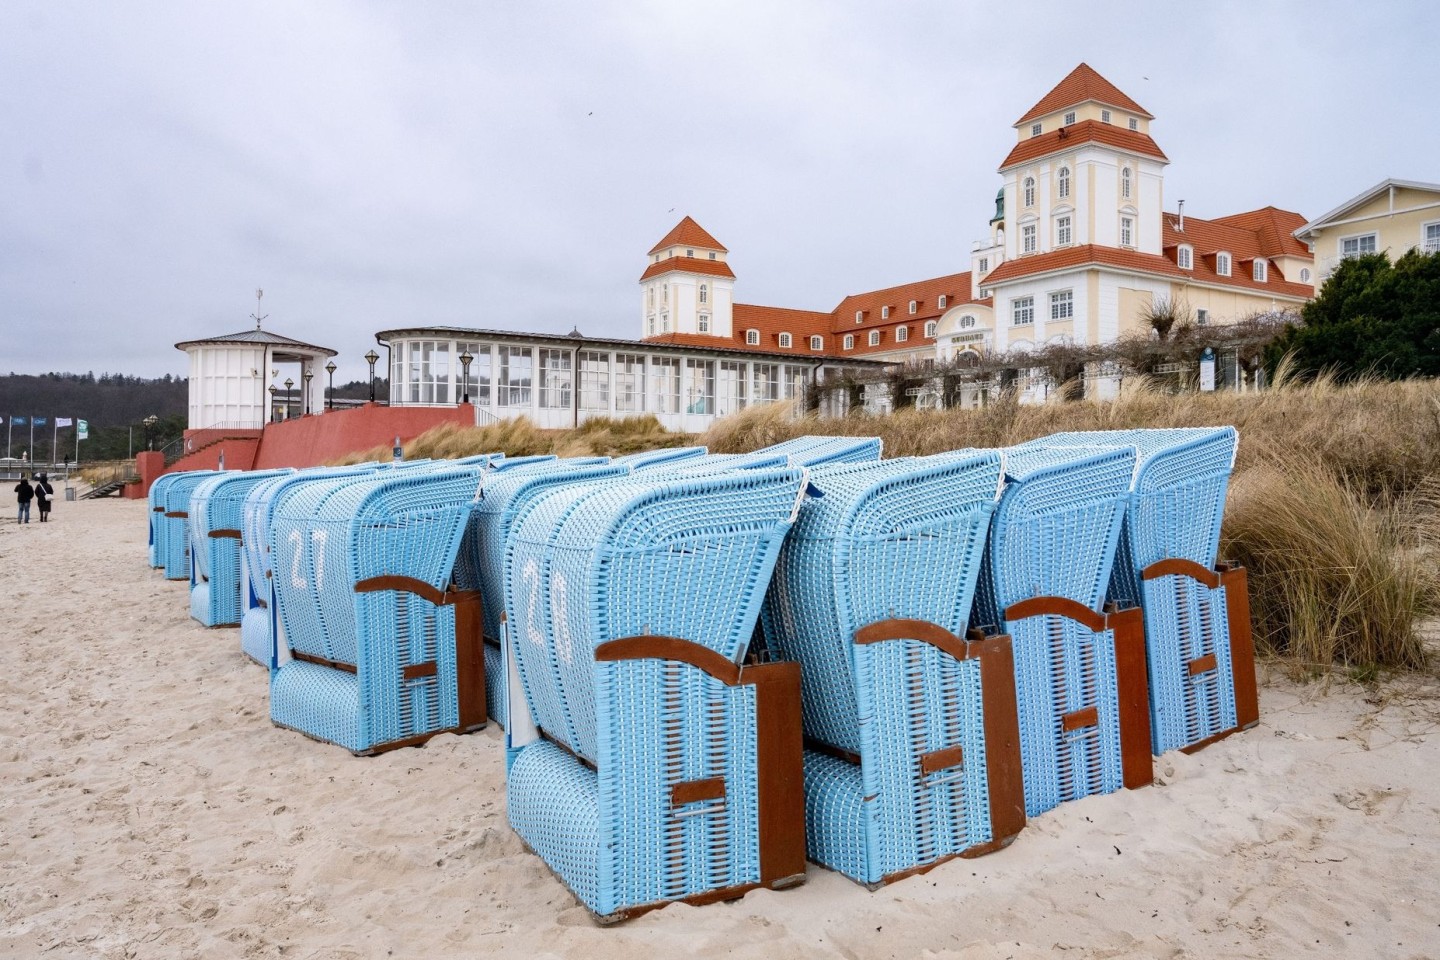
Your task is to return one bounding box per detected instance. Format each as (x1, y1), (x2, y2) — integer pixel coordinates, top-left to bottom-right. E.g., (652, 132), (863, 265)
(1141, 557), (1222, 590)
(805, 737), (862, 766)
(919, 745), (964, 775)
(164, 511), (188, 518)
(402, 661), (437, 681)
(452, 590), (487, 731)
(671, 777), (726, 806)
(973, 633), (1026, 846)
(743, 659), (806, 886)
(208, 529), (242, 540)
(1061, 705), (1099, 731)
(594, 635), (742, 685)
(1108, 606), (1156, 789)
(853, 618), (971, 662)
(291, 650), (357, 673)
(354, 575), (446, 606)
(1003, 596), (1107, 633)
(1221, 565), (1261, 730)
(1187, 653), (1218, 676)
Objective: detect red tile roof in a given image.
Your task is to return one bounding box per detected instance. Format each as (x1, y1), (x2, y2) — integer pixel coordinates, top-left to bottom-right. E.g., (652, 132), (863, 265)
(1162, 210), (1314, 297)
(1208, 207), (1310, 258)
(647, 215), (727, 255)
(1000, 120), (1167, 170)
(983, 245), (1185, 284)
(831, 272), (975, 330)
(1015, 63), (1152, 125)
(640, 256), (737, 281)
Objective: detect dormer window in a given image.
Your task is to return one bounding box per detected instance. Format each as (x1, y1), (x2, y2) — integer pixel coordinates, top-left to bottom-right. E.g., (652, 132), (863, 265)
(881, 306), (890, 319)
(698, 313), (710, 333)
(896, 326), (909, 343)
(1128, 117), (1138, 131)
(686, 248), (694, 257)
(1031, 123), (1042, 137)
(1058, 166), (1070, 199)
(1253, 260), (1267, 282)
(1121, 166), (1132, 200)
(1178, 245), (1193, 270)
(1300, 267), (1312, 283)
(708, 251), (716, 260)
(924, 320), (937, 337)
(778, 332), (792, 348)
(745, 329), (759, 346)
(1102, 109), (1111, 124)
(1023, 176), (1036, 207)
(854, 310), (863, 324)
(809, 335), (823, 350)
(843, 334), (854, 350)
(868, 330), (881, 346)
(1216, 252), (1231, 276)
(699, 284), (708, 304)
(908, 300), (918, 314)
(1064, 111), (1076, 126)
(938, 294), (948, 309)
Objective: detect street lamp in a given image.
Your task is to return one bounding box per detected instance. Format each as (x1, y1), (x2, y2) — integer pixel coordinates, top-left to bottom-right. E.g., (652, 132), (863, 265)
(459, 350), (473, 404)
(268, 385), (278, 422)
(325, 360), (337, 410)
(302, 368), (314, 415)
(143, 414), (158, 451)
(284, 378), (294, 420)
(365, 350), (380, 403)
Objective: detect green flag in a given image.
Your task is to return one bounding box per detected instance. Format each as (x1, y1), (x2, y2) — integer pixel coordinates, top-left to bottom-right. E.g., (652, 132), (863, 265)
(77, 420), (89, 440)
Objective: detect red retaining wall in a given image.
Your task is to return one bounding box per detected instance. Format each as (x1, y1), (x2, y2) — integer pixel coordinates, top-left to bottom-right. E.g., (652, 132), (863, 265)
(166, 438), (261, 474)
(251, 404), (474, 469)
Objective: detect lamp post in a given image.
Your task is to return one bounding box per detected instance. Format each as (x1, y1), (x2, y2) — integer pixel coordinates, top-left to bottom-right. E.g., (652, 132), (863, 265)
(459, 350), (473, 404)
(365, 349), (379, 403)
(325, 360), (337, 410)
(143, 414), (158, 451)
(284, 378), (294, 420)
(268, 385), (278, 422)
(302, 368), (314, 416)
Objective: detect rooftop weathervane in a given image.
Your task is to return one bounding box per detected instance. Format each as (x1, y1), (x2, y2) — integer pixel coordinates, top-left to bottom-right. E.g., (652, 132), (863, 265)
(251, 288), (268, 330)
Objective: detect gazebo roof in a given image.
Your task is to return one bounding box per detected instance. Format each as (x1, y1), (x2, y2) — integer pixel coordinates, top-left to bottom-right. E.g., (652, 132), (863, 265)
(174, 327), (337, 360)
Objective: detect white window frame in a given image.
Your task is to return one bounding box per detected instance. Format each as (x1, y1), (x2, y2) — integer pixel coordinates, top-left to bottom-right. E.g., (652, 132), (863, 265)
(1031, 123), (1042, 137)
(938, 294), (947, 308)
(1049, 289), (1074, 321)
(778, 332), (792, 349)
(745, 328), (759, 346)
(1064, 111), (1075, 126)
(1055, 214), (1072, 247)
(1424, 221), (1440, 253)
(809, 335), (823, 351)
(1300, 267), (1312, 283)
(960, 315), (977, 329)
(978, 257), (988, 273)
(1196, 308), (1209, 326)
(843, 334), (854, 350)
(1128, 117), (1138, 131)
(1011, 297), (1034, 326)
(896, 326), (908, 343)
(908, 300), (918, 314)
(1058, 166), (1070, 199)
(1120, 216), (1134, 248)
(1216, 251), (1231, 276)
(1101, 109), (1111, 124)
(1340, 232), (1378, 259)
(868, 330), (881, 346)
(1121, 166), (1132, 200)
(698, 313), (710, 333)
(881, 305), (890, 319)
(699, 284), (708, 304)
(854, 310), (864, 324)
(1253, 260), (1267, 282)
(1178, 244), (1193, 270)
(924, 320), (937, 337)
(1021, 222), (1037, 254)
(1023, 176), (1035, 207)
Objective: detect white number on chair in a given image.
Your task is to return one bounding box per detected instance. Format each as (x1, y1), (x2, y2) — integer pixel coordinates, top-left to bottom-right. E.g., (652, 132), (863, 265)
(550, 573), (573, 666)
(311, 529), (327, 592)
(521, 559), (546, 651)
(288, 529), (306, 589)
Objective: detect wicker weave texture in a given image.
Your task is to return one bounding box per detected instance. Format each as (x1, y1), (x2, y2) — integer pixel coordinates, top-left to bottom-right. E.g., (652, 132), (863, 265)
(147, 473), (186, 569)
(188, 469), (294, 627)
(1143, 574), (1238, 753)
(161, 471), (224, 581)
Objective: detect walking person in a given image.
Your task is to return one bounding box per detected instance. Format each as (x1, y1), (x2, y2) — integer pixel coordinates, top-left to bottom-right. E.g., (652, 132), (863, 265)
(14, 473), (33, 524)
(33, 472), (54, 522)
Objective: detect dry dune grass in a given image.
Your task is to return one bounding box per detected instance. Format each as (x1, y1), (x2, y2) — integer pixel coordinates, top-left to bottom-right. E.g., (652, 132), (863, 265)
(703, 374), (1440, 673)
(331, 414), (690, 466)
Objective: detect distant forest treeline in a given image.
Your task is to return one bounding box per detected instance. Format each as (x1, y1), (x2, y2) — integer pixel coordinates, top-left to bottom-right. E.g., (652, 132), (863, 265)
(0, 371), (386, 462)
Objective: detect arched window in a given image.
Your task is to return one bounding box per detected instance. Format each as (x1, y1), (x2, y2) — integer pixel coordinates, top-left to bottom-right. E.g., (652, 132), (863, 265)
(809, 335), (823, 350)
(745, 329), (759, 346)
(1216, 252), (1231, 276)
(1023, 177), (1035, 207)
(938, 295), (947, 309)
(699, 284), (708, 304)
(1121, 166), (1132, 200)
(896, 326), (909, 343)
(908, 300), (918, 314)
(868, 330), (881, 346)
(854, 310), (863, 324)
(924, 320), (937, 337)
(1058, 166), (1070, 200)
(648, 286), (654, 308)
(881, 305), (890, 319)
(843, 334), (854, 350)
(960, 315), (977, 329)
(1178, 245), (1193, 270)
(778, 332), (792, 348)
(662, 283), (669, 303)
(1300, 267), (1312, 282)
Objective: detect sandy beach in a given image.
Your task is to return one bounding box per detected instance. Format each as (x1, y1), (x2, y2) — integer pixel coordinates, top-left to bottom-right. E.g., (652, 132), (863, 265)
(1, 497), (1437, 960)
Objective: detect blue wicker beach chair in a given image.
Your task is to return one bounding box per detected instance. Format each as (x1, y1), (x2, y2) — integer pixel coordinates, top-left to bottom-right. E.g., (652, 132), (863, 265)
(239, 465), (383, 667)
(760, 452), (1024, 887)
(503, 466), (810, 922)
(188, 468), (294, 628)
(148, 473), (188, 569)
(972, 445), (1153, 818)
(1014, 428), (1257, 754)
(664, 436), (883, 475)
(267, 465), (490, 753)
(453, 456), (625, 728)
(612, 446), (708, 470)
(159, 471), (226, 581)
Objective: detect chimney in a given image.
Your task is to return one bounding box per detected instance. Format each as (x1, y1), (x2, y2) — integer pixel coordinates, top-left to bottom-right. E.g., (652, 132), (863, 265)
(1177, 199), (1185, 232)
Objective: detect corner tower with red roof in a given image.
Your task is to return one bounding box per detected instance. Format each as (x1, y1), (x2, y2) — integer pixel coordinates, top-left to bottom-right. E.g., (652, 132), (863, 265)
(640, 216), (735, 340)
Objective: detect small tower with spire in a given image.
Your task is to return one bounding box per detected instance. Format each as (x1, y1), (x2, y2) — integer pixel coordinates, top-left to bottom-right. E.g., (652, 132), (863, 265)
(639, 216), (736, 340)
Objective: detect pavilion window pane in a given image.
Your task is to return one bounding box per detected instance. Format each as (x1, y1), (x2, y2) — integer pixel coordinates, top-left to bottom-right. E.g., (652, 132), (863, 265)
(718, 361), (746, 416)
(653, 357), (681, 414)
(580, 351), (611, 410)
(459, 341), (491, 405)
(499, 346), (533, 407)
(685, 358), (715, 415)
(538, 348), (573, 409)
(753, 363), (780, 403)
(615, 353), (645, 412)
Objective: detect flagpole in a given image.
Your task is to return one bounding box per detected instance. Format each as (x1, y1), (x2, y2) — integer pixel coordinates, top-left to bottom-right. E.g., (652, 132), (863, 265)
(29, 418), (34, 463)
(53, 421), (58, 465)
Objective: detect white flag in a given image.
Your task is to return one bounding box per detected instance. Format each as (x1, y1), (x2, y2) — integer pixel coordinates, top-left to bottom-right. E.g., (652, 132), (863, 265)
(56, 417), (74, 427)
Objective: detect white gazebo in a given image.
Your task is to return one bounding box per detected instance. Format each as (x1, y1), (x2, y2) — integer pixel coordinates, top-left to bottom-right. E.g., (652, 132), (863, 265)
(175, 327), (337, 430)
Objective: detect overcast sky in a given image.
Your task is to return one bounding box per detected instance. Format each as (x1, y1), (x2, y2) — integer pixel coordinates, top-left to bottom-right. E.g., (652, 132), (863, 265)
(2, 1), (1435, 381)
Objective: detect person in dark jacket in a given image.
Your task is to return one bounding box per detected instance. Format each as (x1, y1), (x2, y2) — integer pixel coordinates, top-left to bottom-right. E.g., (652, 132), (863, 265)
(14, 475), (33, 524)
(34, 472), (54, 522)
